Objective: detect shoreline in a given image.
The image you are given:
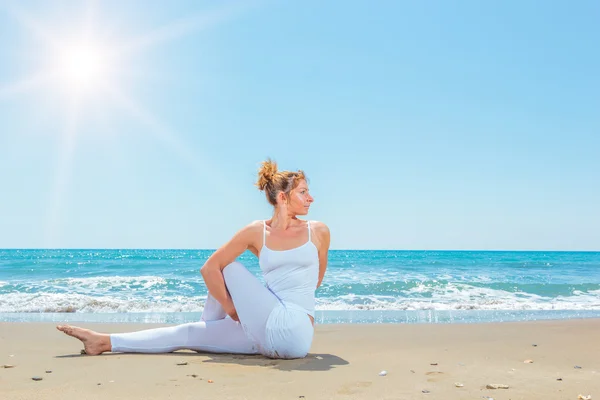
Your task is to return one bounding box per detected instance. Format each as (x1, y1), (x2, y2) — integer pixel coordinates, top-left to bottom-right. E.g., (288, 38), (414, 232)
(3, 309), (600, 325)
(2, 319), (599, 399)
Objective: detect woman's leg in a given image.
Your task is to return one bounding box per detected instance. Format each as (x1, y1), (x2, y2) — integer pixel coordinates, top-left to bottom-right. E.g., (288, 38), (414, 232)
(57, 261), (281, 356)
(201, 292), (227, 321)
(57, 318), (259, 355)
(221, 262), (281, 345)
(110, 319), (258, 354)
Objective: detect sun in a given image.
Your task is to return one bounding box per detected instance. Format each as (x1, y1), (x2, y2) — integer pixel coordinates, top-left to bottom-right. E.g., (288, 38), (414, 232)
(46, 39), (115, 97)
(59, 42), (109, 90)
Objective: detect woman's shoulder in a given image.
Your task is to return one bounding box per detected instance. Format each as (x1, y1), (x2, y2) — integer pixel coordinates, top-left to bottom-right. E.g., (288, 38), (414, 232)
(233, 220), (264, 237)
(308, 220), (330, 235)
(245, 220), (266, 231)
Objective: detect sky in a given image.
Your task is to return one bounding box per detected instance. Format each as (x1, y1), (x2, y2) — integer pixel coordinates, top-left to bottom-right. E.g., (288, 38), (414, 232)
(0, 0), (598, 251)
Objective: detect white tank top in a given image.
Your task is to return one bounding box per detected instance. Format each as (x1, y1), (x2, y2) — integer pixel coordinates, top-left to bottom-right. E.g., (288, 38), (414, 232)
(259, 220), (319, 317)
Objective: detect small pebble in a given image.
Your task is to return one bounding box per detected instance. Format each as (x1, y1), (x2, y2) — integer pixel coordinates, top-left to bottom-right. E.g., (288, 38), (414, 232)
(574, 365), (582, 369)
(430, 363), (438, 366)
(32, 376), (43, 381)
(379, 370), (387, 376)
(2, 364), (15, 368)
(455, 382), (464, 387)
(422, 390), (430, 394)
(299, 397), (305, 399)
(187, 374), (198, 378)
(557, 378), (562, 381)
(486, 384), (509, 389)
(524, 359), (534, 363)
(80, 349), (86, 355)
(176, 362), (188, 366)
(208, 379), (214, 383)
(532, 344), (537, 347)
(97, 383), (101, 386)
(410, 369), (416, 373)
(45, 370), (52, 373)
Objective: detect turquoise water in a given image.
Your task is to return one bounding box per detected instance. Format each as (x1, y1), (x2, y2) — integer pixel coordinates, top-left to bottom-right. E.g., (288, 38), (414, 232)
(1, 249), (600, 324)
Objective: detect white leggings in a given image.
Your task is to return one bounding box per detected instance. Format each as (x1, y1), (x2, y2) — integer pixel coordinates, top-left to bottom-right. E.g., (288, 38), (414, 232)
(110, 262), (314, 359)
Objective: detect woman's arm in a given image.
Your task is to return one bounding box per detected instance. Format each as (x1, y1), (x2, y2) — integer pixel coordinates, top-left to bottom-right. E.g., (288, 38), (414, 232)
(313, 221), (331, 289)
(200, 221), (260, 320)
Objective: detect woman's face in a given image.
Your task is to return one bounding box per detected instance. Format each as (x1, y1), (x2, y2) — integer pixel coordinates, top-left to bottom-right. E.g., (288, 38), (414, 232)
(286, 179), (314, 215)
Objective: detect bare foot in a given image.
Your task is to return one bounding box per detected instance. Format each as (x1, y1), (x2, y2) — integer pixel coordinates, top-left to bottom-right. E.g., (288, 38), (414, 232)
(56, 325), (111, 355)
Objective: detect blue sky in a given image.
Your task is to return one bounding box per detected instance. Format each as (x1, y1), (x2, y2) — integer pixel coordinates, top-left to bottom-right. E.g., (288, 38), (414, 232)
(0, 0), (598, 250)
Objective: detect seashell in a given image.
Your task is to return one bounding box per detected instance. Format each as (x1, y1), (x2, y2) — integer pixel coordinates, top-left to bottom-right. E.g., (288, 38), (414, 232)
(455, 382), (464, 387)
(379, 370), (387, 376)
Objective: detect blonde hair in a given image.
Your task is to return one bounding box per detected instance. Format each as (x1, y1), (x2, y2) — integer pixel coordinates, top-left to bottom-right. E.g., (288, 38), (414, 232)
(256, 158), (306, 206)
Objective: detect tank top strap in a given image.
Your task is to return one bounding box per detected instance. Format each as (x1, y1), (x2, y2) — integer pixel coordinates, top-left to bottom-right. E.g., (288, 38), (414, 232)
(307, 220), (311, 242)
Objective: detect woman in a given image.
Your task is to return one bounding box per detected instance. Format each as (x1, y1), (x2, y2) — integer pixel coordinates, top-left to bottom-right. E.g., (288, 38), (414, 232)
(57, 159), (330, 359)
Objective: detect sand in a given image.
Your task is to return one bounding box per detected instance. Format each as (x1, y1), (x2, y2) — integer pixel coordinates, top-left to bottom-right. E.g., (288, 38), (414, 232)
(1, 318), (599, 399)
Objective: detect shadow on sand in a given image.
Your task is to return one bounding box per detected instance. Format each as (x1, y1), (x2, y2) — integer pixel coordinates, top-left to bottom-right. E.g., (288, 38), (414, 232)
(55, 350), (348, 372)
(201, 352), (349, 371)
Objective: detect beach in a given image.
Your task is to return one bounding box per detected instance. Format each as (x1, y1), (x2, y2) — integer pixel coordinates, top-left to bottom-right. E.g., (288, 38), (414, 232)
(1, 318), (598, 400)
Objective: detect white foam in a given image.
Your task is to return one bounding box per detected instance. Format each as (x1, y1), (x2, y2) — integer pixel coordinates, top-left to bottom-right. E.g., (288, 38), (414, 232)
(314, 282), (600, 311)
(1, 277), (599, 313)
(0, 293), (208, 313)
(53, 276), (170, 288)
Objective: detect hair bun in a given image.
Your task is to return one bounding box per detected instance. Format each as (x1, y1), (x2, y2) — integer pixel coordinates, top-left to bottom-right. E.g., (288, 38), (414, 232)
(256, 158), (278, 191)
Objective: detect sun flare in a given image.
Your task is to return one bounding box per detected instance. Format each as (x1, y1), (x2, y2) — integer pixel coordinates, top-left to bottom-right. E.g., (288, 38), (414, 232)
(1, 1), (245, 246)
(55, 42), (111, 92)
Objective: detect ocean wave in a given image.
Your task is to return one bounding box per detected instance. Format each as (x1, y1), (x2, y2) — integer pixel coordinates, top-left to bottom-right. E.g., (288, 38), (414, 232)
(59, 275), (171, 289)
(2, 275), (204, 296)
(1, 289), (599, 313)
(0, 293), (208, 313)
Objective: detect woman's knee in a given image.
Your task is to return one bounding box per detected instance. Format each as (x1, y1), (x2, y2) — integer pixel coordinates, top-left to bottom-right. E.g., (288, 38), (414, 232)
(222, 261), (248, 281)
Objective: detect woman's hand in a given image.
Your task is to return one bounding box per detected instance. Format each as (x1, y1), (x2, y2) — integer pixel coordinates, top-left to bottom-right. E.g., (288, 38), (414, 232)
(224, 301), (239, 322)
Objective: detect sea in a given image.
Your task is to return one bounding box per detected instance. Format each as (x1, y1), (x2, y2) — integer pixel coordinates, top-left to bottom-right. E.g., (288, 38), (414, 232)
(1, 249), (600, 325)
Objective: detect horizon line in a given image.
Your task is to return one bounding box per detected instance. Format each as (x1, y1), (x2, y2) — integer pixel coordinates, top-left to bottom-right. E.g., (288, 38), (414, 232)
(1, 248), (599, 253)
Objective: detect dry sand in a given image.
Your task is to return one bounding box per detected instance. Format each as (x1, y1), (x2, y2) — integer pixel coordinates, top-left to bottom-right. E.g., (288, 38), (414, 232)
(1, 318), (599, 399)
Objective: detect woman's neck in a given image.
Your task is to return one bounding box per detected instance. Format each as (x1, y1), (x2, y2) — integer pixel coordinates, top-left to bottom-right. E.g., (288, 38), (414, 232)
(270, 208), (297, 230)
